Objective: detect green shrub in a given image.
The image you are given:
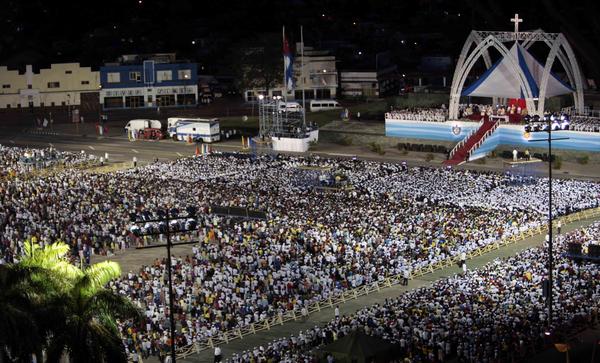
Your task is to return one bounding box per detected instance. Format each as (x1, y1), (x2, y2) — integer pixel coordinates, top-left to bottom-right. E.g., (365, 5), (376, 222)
(553, 155), (562, 169)
(577, 155), (589, 165)
(368, 142), (386, 155)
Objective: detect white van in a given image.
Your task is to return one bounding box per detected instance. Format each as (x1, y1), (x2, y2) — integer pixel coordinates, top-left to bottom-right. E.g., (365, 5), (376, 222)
(309, 100), (342, 112)
(278, 101), (303, 113)
(125, 119), (162, 133)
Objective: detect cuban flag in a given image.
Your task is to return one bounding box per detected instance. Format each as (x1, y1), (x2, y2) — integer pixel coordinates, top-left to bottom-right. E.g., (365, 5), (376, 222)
(283, 33), (294, 92)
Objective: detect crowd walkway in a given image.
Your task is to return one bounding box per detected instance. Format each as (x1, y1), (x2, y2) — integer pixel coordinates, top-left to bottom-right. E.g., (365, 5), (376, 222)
(102, 213), (600, 363)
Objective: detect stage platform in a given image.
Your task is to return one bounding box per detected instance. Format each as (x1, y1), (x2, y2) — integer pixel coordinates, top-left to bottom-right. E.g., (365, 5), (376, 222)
(385, 119), (600, 158)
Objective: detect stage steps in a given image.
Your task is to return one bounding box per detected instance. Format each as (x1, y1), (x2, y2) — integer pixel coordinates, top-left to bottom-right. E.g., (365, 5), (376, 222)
(444, 120), (500, 166)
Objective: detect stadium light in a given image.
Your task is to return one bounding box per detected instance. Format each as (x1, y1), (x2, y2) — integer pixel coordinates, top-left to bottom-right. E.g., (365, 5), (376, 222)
(529, 114), (569, 335)
(128, 206), (203, 363)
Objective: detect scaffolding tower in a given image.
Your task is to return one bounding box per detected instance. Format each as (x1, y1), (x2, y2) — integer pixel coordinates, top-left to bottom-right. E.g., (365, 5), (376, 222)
(258, 97), (308, 139)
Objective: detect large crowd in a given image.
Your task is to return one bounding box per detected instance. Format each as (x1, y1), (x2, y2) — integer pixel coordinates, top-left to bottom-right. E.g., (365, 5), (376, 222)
(0, 144), (96, 179)
(229, 220), (600, 363)
(570, 116), (600, 133)
(385, 108), (448, 122)
(1, 147), (600, 361)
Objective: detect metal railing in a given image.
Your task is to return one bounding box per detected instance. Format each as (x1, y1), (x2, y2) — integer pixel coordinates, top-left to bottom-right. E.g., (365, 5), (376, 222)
(467, 120), (500, 160)
(171, 206), (600, 360)
(448, 119), (483, 159)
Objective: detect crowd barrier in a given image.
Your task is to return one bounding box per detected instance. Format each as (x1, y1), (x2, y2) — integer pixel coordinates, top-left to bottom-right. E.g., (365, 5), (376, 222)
(171, 206), (600, 360)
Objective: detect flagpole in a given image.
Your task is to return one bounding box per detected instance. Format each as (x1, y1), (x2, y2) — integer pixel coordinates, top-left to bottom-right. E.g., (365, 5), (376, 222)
(301, 25), (306, 131)
(282, 25), (288, 136)
(282, 25), (287, 104)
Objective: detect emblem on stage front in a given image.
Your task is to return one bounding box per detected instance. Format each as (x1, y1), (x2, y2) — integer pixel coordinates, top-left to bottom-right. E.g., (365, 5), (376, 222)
(452, 125), (461, 135)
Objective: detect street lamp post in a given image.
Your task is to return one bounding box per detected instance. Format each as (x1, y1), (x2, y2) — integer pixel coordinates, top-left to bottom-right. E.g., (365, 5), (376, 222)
(528, 114), (569, 333)
(129, 207), (202, 363)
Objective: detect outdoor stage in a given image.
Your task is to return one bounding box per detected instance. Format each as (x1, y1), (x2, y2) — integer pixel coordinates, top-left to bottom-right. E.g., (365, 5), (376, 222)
(385, 118), (600, 160)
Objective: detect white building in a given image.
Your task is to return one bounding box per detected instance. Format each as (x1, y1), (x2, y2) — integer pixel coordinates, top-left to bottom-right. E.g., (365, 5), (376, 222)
(244, 43), (338, 102)
(0, 63), (100, 109)
(339, 66), (399, 98)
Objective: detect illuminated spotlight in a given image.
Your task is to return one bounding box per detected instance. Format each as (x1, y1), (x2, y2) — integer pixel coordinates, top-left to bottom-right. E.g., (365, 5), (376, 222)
(192, 40), (196, 45)
(258, 94), (264, 100)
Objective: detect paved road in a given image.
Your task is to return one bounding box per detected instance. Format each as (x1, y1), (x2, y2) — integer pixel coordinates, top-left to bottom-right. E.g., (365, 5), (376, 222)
(0, 131), (244, 164)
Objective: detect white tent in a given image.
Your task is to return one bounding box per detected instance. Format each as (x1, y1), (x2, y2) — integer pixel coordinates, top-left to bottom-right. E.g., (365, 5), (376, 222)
(462, 43), (573, 99)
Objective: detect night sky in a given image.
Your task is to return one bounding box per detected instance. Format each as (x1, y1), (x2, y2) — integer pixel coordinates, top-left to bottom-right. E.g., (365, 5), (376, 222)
(1, 0), (599, 82)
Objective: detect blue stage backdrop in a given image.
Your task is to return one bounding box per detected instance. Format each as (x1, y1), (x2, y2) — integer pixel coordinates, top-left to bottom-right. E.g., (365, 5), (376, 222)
(385, 119), (600, 157)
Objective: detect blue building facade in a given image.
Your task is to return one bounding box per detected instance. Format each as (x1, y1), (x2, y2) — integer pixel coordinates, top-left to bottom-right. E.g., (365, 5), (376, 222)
(99, 61), (197, 109)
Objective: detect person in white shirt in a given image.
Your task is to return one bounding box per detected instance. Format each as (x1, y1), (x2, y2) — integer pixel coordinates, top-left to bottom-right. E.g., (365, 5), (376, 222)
(214, 346), (222, 362)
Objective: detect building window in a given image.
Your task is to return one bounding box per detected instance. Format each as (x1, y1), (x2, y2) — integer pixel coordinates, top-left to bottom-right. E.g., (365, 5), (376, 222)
(48, 82), (60, 88)
(104, 97), (124, 109)
(65, 70), (72, 74)
(40, 102), (44, 107)
(81, 80), (90, 85)
(156, 94), (176, 107)
(6, 104), (10, 108)
(61, 102), (65, 106)
(107, 72), (120, 83)
(177, 69), (191, 80)
(2, 84), (9, 89)
(156, 70), (172, 82)
(51, 102), (55, 106)
(28, 85), (32, 89)
(129, 71), (141, 82)
(125, 96), (144, 108)
(272, 90), (282, 97)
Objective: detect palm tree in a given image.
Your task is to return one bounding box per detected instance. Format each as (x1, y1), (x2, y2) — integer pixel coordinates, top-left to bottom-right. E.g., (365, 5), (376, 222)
(0, 264), (44, 363)
(43, 261), (142, 363)
(20, 241), (142, 363)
